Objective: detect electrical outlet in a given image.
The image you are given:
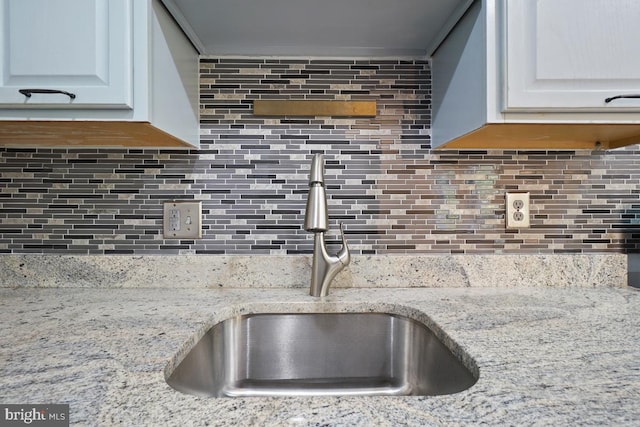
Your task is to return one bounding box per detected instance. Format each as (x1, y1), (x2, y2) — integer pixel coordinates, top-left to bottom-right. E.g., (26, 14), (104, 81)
(163, 201), (202, 239)
(505, 192), (530, 229)
(168, 209), (181, 231)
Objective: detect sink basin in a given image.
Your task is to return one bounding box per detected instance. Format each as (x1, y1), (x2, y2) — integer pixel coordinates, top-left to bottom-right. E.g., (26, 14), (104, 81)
(166, 312), (477, 397)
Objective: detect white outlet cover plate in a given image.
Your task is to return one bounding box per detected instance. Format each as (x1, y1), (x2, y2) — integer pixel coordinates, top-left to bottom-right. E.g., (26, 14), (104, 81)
(163, 201), (202, 239)
(506, 192), (530, 229)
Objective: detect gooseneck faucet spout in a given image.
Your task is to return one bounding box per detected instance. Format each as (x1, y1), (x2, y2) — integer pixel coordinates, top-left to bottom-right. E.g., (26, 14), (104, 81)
(304, 154), (350, 297)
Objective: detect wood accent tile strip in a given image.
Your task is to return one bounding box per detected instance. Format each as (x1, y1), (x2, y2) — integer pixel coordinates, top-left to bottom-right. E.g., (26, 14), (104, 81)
(253, 100), (377, 117)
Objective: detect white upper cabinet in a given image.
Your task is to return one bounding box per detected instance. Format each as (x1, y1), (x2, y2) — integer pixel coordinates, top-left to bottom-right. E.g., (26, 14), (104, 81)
(0, 0), (132, 109)
(505, 0), (640, 112)
(431, 0), (640, 150)
(0, 0), (199, 148)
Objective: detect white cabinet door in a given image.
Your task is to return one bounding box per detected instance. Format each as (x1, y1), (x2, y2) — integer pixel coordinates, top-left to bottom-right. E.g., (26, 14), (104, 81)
(0, 0), (132, 108)
(505, 0), (640, 111)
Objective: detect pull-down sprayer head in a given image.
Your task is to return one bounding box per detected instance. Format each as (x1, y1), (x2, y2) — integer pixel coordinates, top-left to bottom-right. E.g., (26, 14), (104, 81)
(308, 153), (325, 185)
(304, 154), (329, 233)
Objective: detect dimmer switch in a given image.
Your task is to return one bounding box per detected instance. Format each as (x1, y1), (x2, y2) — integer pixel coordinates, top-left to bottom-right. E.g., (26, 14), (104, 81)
(163, 201), (202, 239)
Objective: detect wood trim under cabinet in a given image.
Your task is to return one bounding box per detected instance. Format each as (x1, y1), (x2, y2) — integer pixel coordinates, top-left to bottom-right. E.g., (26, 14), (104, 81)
(434, 123), (640, 150)
(0, 121), (193, 148)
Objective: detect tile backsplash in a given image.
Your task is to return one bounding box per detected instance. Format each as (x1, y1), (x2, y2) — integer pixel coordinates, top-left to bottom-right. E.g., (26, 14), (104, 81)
(1, 58), (640, 255)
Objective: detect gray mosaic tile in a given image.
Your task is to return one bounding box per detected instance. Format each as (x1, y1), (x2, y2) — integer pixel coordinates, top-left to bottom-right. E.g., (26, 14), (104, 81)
(1, 59), (640, 254)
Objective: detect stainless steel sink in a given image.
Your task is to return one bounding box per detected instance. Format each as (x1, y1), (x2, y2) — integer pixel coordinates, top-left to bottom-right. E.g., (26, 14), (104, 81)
(166, 312), (477, 397)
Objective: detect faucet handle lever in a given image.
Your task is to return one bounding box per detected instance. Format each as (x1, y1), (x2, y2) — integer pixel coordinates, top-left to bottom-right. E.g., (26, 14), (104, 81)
(336, 222), (350, 266)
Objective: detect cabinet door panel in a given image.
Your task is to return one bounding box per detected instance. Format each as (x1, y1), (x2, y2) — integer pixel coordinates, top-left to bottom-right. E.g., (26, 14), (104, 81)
(505, 0), (640, 111)
(0, 0), (132, 108)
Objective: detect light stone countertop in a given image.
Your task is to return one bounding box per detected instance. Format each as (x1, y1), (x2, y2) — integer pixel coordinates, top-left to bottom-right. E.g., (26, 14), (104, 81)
(1, 286), (639, 426)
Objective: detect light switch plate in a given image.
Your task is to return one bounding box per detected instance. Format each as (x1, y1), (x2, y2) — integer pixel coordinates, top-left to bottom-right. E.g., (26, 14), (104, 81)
(163, 201), (202, 239)
(505, 192), (530, 229)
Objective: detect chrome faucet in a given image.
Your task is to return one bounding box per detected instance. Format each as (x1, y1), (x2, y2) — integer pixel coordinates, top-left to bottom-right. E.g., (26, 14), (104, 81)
(304, 154), (350, 297)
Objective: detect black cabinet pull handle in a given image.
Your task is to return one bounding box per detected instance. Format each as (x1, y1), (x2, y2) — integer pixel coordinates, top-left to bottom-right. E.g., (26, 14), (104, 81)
(604, 94), (640, 103)
(19, 89), (76, 100)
